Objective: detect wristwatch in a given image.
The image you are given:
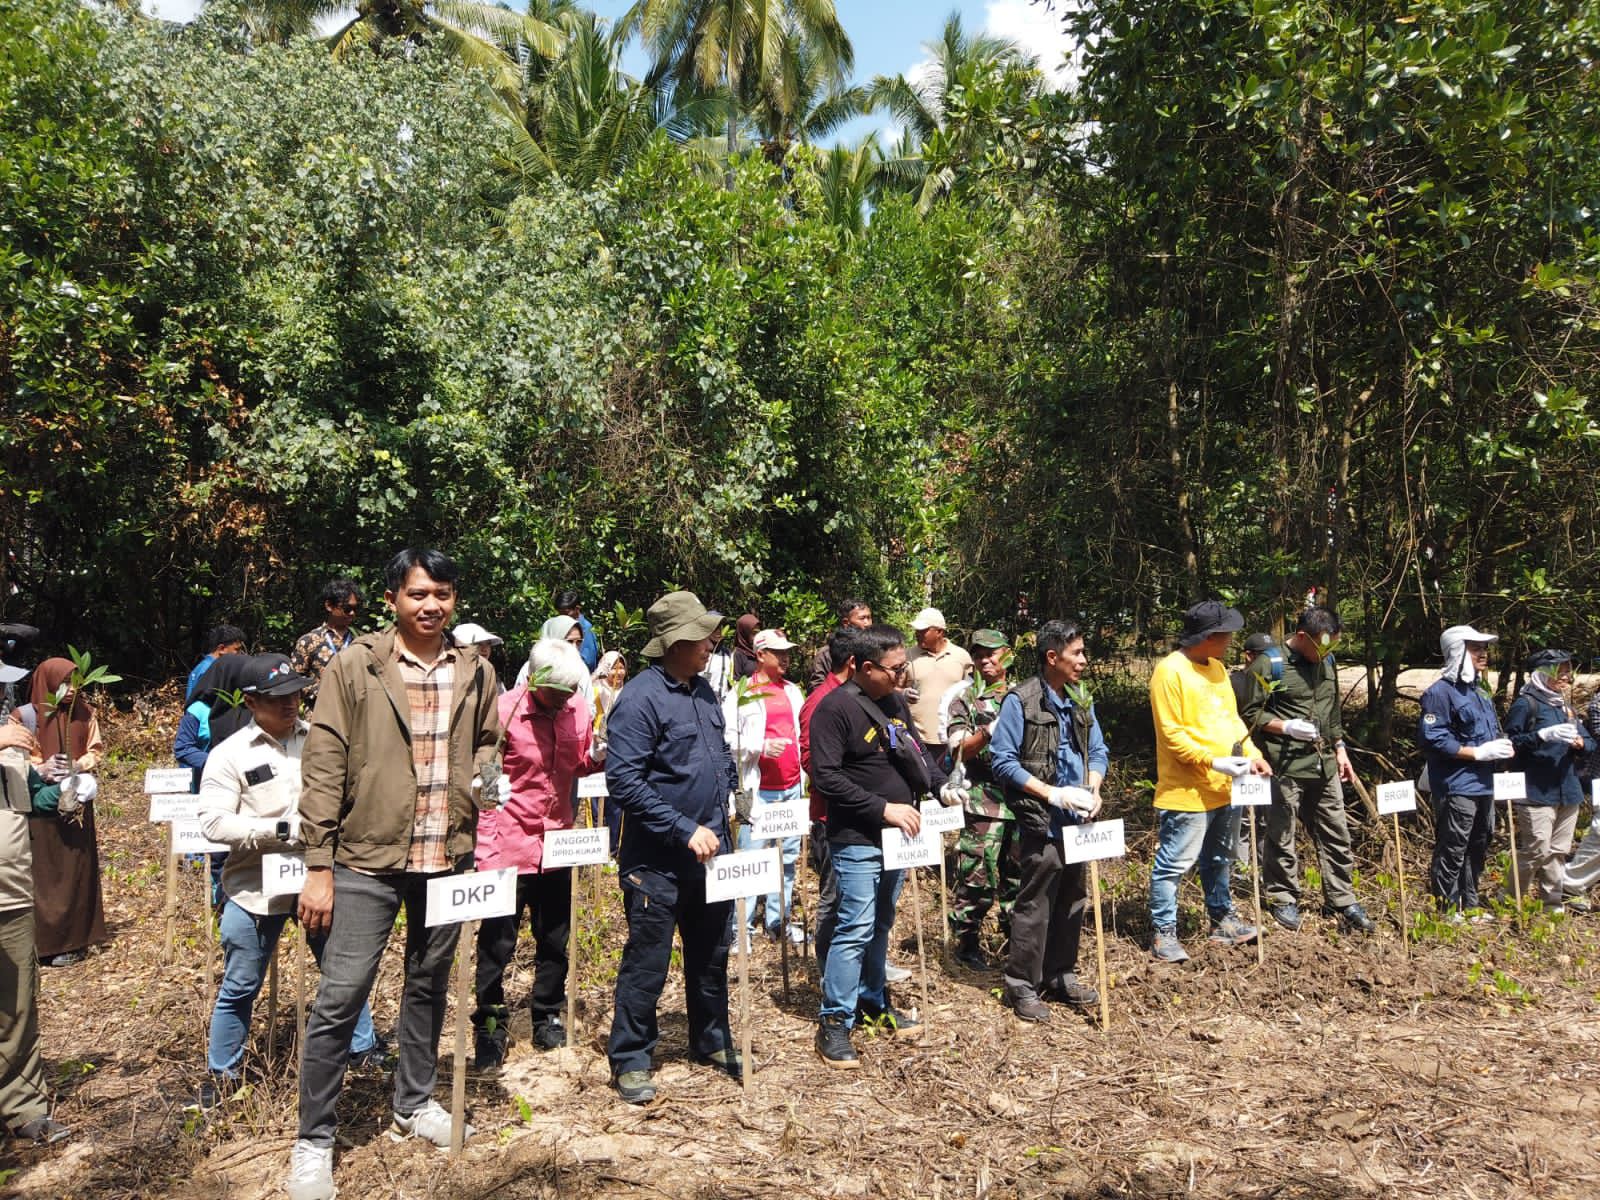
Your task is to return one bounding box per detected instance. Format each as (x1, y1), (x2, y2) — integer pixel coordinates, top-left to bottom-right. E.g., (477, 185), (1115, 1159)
(275, 820), (290, 841)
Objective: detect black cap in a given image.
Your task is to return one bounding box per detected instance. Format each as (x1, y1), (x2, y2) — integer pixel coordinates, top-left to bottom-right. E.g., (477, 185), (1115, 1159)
(1243, 633), (1275, 654)
(1179, 601), (1244, 647)
(1525, 648), (1573, 672)
(243, 655), (313, 697)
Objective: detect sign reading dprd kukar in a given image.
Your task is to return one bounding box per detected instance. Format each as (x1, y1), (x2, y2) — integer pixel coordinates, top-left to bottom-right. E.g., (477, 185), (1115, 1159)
(706, 848), (780, 903)
(748, 796), (807, 841)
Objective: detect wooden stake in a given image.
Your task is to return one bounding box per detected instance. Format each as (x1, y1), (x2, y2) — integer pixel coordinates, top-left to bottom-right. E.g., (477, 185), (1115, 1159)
(1393, 812), (1410, 957)
(1089, 860), (1111, 1035)
(937, 841), (950, 968)
(797, 830), (811, 966)
(736, 896), (752, 1099)
(567, 865), (580, 1050)
(203, 866), (217, 1019)
(266, 941), (280, 1068)
(449, 920), (477, 1157)
(162, 828), (178, 966)
(1249, 809), (1264, 965)
(294, 926), (307, 1056)
(909, 867), (930, 1031)
(1506, 796), (1524, 926)
(776, 842), (790, 1002)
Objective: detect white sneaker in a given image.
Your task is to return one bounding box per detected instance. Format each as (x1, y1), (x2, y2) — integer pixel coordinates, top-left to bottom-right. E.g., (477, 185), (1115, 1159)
(391, 1100), (471, 1149)
(285, 1139), (335, 1200)
(786, 923), (805, 946)
(884, 963), (912, 984)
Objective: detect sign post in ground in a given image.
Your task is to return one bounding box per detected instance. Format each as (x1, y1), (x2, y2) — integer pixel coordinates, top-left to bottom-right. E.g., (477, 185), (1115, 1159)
(882, 826), (940, 1031)
(706, 847), (782, 1098)
(1061, 818), (1127, 1035)
(1376, 781), (1417, 954)
(144, 768), (196, 965)
(1231, 775), (1272, 965)
(544, 826), (611, 1051)
(920, 801), (965, 970)
(749, 795), (806, 1001)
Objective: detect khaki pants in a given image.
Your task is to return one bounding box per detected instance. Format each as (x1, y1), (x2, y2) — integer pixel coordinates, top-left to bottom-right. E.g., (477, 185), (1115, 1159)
(0, 906), (48, 1130)
(1511, 804), (1579, 906)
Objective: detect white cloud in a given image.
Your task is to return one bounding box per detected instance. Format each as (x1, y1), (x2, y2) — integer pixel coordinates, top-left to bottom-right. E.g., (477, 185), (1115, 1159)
(142, 0), (202, 21)
(984, 0), (1082, 90)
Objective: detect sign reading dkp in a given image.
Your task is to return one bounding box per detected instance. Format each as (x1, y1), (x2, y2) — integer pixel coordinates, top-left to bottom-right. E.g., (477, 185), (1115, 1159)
(425, 867), (518, 926)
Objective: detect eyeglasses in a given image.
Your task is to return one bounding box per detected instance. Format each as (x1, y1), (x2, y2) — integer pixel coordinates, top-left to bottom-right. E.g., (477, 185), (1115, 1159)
(337, 603), (359, 614)
(865, 659), (908, 678)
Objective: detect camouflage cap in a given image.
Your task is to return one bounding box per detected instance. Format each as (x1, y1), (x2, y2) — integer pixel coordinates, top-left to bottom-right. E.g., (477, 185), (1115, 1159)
(970, 629), (1009, 649)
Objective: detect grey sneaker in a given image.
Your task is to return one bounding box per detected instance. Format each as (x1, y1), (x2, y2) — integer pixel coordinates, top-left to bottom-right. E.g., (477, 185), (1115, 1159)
(391, 1099), (469, 1148)
(285, 1139), (335, 1200)
(1269, 902), (1302, 931)
(12, 1116), (70, 1146)
(1208, 911), (1259, 946)
(1151, 926), (1190, 962)
(614, 1069), (658, 1104)
(1004, 984), (1051, 1022)
(1042, 972), (1099, 1007)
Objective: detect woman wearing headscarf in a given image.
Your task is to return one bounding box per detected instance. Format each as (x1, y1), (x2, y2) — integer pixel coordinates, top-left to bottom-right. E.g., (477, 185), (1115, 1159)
(1505, 650), (1593, 914)
(731, 614), (760, 680)
(517, 618), (594, 706)
(592, 651), (626, 724)
(7, 658), (105, 965)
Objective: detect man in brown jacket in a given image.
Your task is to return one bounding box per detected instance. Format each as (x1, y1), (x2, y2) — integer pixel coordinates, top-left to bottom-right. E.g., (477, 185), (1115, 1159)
(286, 549), (500, 1200)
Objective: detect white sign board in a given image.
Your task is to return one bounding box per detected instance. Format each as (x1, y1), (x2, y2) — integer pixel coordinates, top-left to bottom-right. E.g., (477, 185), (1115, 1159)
(1230, 776), (1272, 807)
(1493, 772), (1527, 803)
(261, 852), (307, 898)
(543, 826), (611, 869)
(1376, 781), (1418, 816)
(144, 767), (193, 795)
(1593, 778), (1600, 808)
(149, 793), (201, 823)
(881, 826), (941, 871)
(426, 867), (518, 927)
(749, 797), (806, 841)
(1061, 818), (1127, 864)
(171, 818), (228, 855)
(577, 773), (609, 799)
(920, 800), (966, 835)
(705, 849), (780, 903)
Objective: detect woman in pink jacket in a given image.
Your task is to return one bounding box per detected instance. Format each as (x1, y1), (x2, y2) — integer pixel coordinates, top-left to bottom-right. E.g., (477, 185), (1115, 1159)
(472, 639), (603, 1070)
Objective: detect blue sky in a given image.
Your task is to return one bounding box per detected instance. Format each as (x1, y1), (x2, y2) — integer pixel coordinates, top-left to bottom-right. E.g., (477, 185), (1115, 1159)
(140, 0), (1077, 145)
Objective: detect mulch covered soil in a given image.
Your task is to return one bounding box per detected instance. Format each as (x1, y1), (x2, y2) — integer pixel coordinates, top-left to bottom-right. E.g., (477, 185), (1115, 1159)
(6, 707), (1600, 1198)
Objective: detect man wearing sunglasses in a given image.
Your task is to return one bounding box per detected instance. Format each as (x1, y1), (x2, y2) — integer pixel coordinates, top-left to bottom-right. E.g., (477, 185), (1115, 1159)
(290, 578), (364, 705)
(1237, 606), (1373, 934)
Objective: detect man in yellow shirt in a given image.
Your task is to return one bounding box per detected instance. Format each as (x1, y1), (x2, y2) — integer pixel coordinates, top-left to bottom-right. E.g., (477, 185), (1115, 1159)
(1147, 601), (1272, 962)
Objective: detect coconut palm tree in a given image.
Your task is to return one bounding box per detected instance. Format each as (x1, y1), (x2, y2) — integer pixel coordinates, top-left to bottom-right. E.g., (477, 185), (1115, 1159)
(620, 0), (853, 189)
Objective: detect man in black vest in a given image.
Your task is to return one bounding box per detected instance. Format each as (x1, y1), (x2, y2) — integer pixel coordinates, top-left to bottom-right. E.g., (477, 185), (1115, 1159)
(987, 620), (1109, 1022)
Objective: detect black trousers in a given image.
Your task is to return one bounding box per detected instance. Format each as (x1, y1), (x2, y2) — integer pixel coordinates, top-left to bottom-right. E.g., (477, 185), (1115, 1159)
(606, 866), (734, 1076)
(473, 868), (571, 1033)
(1431, 792), (1494, 911)
(1003, 825), (1087, 991)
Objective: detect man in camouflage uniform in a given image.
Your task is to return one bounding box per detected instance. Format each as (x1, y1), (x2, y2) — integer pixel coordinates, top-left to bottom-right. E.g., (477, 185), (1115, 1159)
(939, 629), (1021, 971)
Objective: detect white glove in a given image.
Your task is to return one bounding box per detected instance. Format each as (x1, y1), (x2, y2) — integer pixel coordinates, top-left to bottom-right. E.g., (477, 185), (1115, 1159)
(493, 774), (512, 805)
(938, 781), (967, 807)
(1471, 738), (1515, 762)
(1539, 723), (1581, 744)
(58, 772), (97, 817)
(1211, 757), (1253, 778)
(591, 737), (608, 765)
(1047, 785), (1096, 814)
(1281, 719), (1319, 741)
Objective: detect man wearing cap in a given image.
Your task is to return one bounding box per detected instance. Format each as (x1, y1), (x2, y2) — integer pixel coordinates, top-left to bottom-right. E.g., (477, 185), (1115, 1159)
(808, 599), (873, 691)
(286, 549), (501, 1200)
(1503, 649), (1590, 914)
(471, 637), (602, 1070)
(724, 629), (806, 944)
(1230, 633), (1278, 718)
(0, 651), (26, 726)
(603, 591), (739, 1105)
(904, 608), (972, 762)
(1147, 601), (1270, 962)
(290, 578), (364, 706)
(938, 629), (1021, 971)
(1418, 626), (1514, 919)
(1237, 608), (1374, 934)
(198, 656), (379, 1108)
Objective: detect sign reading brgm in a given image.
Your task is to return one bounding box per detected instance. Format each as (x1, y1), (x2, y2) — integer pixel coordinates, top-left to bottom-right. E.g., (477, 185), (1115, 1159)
(1376, 781), (1417, 816)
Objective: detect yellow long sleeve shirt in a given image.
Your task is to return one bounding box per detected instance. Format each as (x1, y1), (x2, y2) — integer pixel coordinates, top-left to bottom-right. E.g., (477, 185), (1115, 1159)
(1150, 650), (1259, 812)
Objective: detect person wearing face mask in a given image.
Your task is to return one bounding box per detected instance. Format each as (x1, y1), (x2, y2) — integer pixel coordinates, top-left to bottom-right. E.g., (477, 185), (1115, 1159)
(1418, 625), (1513, 920)
(1237, 607), (1373, 935)
(1504, 649), (1593, 915)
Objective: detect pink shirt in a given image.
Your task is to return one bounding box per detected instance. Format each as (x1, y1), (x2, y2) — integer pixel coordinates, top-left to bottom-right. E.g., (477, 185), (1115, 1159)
(757, 682), (801, 790)
(475, 685), (599, 873)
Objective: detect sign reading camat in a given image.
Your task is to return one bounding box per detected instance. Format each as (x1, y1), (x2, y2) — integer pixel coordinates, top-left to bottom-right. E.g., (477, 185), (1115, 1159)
(261, 852), (307, 898)
(425, 866), (518, 927)
(1060, 818), (1126, 865)
(543, 827), (610, 869)
(705, 849), (778, 903)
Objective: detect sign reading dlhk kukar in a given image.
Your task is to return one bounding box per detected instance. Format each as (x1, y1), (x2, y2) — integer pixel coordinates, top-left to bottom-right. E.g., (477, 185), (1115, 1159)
(1230, 775), (1272, 807)
(543, 826), (611, 869)
(1376, 781), (1418, 816)
(144, 768), (194, 796)
(1494, 772), (1528, 803)
(705, 848), (780, 904)
(748, 796), (807, 841)
(919, 800), (965, 835)
(881, 826), (941, 871)
(149, 793), (201, 823)
(425, 867), (518, 927)
(261, 852), (307, 898)
(1060, 819), (1127, 865)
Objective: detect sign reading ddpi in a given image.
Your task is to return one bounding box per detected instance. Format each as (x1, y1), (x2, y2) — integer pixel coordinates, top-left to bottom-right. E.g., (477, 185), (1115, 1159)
(704, 849), (779, 903)
(1230, 776), (1272, 807)
(425, 867), (518, 927)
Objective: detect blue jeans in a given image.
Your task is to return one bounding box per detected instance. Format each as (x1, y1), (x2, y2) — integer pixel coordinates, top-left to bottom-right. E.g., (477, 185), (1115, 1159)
(209, 898), (376, 1079)
(1148, 807), (1240, 931)
(818, 843), (903, 1026)
(735, 785), (802, 932)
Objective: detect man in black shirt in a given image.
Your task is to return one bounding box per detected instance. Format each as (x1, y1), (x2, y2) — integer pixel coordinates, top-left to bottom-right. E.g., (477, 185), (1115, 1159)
(809, 624), (945, 1068)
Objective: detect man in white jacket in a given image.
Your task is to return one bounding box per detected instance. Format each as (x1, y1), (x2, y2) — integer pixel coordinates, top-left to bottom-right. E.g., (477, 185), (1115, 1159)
(724, 630), (807, 943)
